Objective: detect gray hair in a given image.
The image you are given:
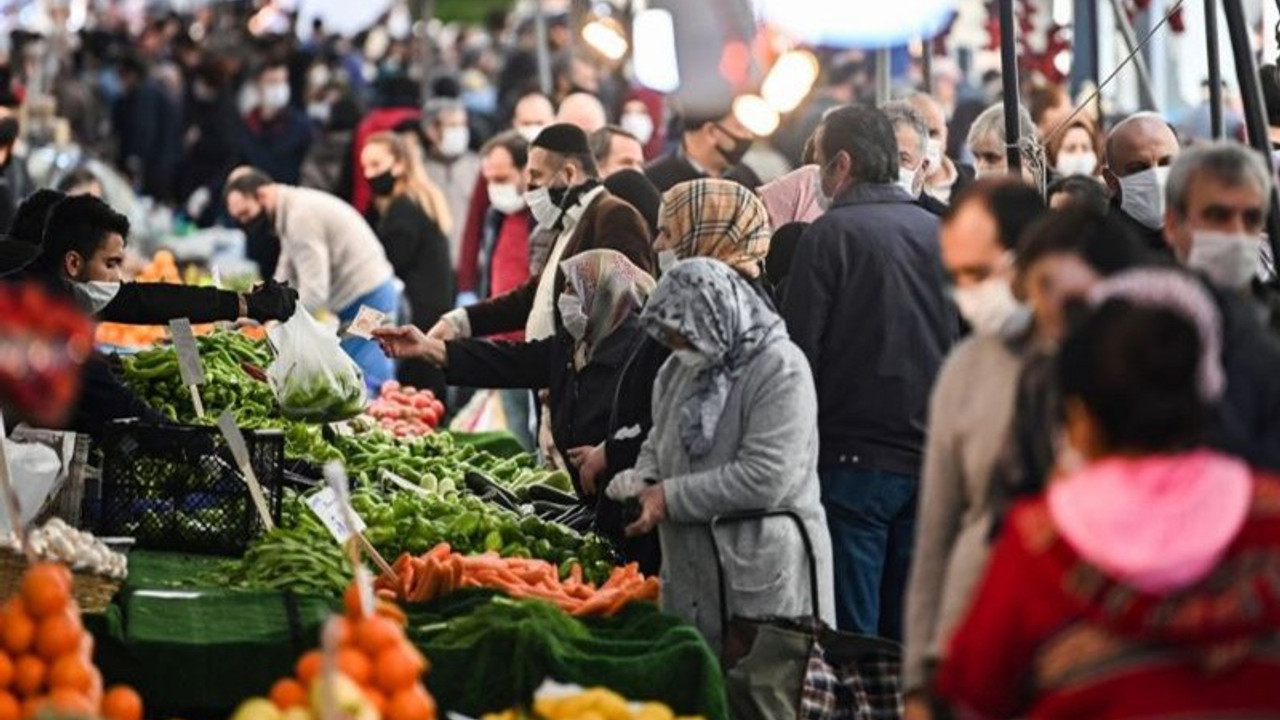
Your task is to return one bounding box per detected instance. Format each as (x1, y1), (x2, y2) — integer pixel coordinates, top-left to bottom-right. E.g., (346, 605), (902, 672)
(967, 101), (1036, 150)
(423, 97), (465, 124)
(881, 101), (928, 157)
(1166, 141), (1273, 219)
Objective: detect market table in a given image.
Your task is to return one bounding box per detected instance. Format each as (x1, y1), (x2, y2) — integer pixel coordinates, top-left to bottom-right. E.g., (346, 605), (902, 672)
(84, 552), (730, 720)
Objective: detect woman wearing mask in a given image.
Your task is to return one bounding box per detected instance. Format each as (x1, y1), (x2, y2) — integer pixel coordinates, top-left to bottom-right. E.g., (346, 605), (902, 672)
(1045, 117), (1103, 181)
(966, 103), (1044, 190)
(605, 258), (834, 651)
(373, 250), (664, 571)
(654, 179), (775, 302)
(935, 269), (1280, 719)
(361, 132), (454, 398)
(619, 89), (665, 160)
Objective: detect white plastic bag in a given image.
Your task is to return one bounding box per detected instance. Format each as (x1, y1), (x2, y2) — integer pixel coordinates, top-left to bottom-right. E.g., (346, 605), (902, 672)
(267, 308), (366, 422)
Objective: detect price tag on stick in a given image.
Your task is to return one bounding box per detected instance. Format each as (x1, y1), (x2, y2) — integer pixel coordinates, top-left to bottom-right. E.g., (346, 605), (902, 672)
(322, 462), (397, 592)
(169, 318), (207, 418)
(216, 412), (275, 532)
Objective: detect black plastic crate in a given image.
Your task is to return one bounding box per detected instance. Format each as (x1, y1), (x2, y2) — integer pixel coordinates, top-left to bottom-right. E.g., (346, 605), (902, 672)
(91, 419), (284, 555)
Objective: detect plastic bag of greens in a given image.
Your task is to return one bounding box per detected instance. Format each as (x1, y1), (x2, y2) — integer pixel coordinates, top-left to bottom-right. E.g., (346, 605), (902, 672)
(267, 307), (366, 422)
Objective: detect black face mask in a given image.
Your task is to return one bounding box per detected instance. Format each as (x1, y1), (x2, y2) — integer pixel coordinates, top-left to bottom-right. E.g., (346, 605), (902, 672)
(548, 178), (600, 214)
(368, 171), (397, 197)
(0, 117), (19, 148)
(240, 212), (271, 239)
(714, 123), (752, 166)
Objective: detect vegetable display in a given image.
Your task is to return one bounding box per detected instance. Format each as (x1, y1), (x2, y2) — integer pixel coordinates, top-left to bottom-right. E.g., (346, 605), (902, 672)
(274, 371), (366, 424)
(121, 330), (276, 426)
(376, 544), (658, 617)
(1, 520), (128, 580)
(363, 382), (445, 438)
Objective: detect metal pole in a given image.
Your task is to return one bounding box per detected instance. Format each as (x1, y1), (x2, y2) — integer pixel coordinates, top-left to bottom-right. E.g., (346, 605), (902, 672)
(921, 36), (933, 93)
(1070, 0), (1099, 98)
(1221, 0), (1280, 271)
(420, 0), (436, 103)
(534, 0), (553, 97)
(1108, 0), (1160, 111)
(998, 0), (1022, 173)
(1205, 0), (1223, 138)
(875, 47), (891, 105)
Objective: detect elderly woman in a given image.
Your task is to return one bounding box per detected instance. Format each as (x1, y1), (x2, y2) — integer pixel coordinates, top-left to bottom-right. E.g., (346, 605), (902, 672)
(608, 258), (835, 651)
(654, 179), (774, 300)
(967, 103), (1044, 190)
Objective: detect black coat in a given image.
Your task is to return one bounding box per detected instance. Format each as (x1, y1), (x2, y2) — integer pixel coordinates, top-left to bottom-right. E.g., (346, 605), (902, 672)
(643, 151), (762, 193)
(1109, 199), (1173, 258)
(376, 195), (453, 397)
(1208, 283), (1280, 471)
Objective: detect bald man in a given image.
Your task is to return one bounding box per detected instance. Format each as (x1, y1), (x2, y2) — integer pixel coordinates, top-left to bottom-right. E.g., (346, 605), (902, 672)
(513, 92), (556, 143)
(906, 92), (974, 205)
(1104, 112), (1181, 254)
(556, 92), (608, 133)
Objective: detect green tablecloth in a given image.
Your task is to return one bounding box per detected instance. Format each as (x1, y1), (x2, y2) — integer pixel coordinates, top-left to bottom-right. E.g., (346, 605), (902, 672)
(86, 553), (729, 720)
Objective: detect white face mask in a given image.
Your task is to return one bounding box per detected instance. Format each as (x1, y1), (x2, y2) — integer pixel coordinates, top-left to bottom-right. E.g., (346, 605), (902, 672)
(260, 83), (290, 112)
(952, 276), (1020, 335)
(620, 112), (655, 145)
(488, 182), (526, 214)
(306, 102), (330, 124)
(674, 348), (709, 370)
(1055, 152), (1098, 178)
(657, 249), (679, 274)
(557, 293), (588, 340)
(1187, 230), (1262, 290)
(516, 124), (545, 143)
(439, 126), (470, 157)
(73, 280), (122, 315)
(524, 185), (561, 228)
(1118, 166), (1171, 230)
(925, 138), (944, 170)
(897, 166), (920, 197)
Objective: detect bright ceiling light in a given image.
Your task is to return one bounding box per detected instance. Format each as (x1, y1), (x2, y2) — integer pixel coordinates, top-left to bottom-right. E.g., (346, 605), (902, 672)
(583, 17), (629, 61)
(761, 49), (820, 113)
(753, 0), (958, 47)
(633, 9), (680, 92)
(733, 94), (780, 137)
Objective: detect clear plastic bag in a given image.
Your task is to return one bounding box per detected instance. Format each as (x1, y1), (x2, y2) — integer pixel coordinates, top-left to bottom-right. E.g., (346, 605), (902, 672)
(267, 308), (366, 423)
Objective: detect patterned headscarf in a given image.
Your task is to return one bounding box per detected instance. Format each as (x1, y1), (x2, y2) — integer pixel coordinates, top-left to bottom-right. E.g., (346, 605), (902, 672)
(560, 249), (656, 363)
(655, 179), (772, 277)
(641, 258), (789, 458)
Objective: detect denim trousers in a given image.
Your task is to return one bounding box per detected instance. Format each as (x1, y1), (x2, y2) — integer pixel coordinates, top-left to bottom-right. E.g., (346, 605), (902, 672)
(337, 279), (400, 394)
(819, 466), (918, 640)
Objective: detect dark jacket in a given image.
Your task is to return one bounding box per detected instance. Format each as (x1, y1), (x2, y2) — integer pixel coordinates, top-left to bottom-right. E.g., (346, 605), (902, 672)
(238, 108), (313, 186)
(98, 284), (242, 324)
(782, 183), (956, 476)
(113, 78), (183, 202)
(465, 189), (654, 338)
(376, 195), (453, 397)
(1208, 283), (1280, 471)
(643, 151), (763, 193)
(1108, 199), (1172, 257)
(177, 91), (240, 209)
(72, 353), (166, 439)
(917, 193), (949, 217)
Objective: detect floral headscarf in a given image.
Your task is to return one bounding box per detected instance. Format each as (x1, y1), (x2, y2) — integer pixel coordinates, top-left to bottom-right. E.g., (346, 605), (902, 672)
(560, 249), (656, 363)
(641, 258), (788, 458)
(655, 179), (772, 277)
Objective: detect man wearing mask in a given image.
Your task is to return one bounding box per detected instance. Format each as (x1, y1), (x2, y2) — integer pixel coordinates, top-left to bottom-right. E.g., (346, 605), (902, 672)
(883, 102), (945, 216)
(589, 126), (646, 177)
(906, 91), (973, 205)
(512, 92), (556, 143)
(237, 61), (313, 186)
(429, 123), (653, 343)
(782, 106), (956, 641)
(422, 98), (482, 269)
(224, 167), (398, 390)
(1103, 112), (1180, 255)
(644, 110), (762, 192)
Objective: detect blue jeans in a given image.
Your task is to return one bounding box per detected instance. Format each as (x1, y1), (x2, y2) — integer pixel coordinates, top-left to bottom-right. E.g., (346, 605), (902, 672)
(337, 280), (400, 394)
(820, 467), (917, 640)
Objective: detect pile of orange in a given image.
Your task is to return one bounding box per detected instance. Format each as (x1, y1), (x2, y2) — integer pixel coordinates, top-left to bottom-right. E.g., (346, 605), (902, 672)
(95, 250), (214, 348)
(0, 562), (144, 720)
(267, 585), (436, 720)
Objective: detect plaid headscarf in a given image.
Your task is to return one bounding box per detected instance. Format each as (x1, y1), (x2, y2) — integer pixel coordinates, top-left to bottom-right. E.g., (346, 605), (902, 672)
(656, 179), (772, 277)
(559, 249), (656, 364)
(641, 258), (788, 458)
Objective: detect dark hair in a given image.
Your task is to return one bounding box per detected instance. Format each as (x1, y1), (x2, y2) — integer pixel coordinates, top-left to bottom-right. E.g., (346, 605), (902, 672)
(945, 177), (1047, 251)
(1059, 300), (1206, 451)
(1262, 64), (1280, 129)
(329, 97), (361, 132)
(9, 189), (66, 245)
(589, 125), (640, 165)
(766, 221), (809, 289)
(603, 169), (661, 238)
(224, 168), (275, 200)
(1028, 84), (1069, 128)
(56, 168), (101, 194)
(1016, 209), (1158, 277)
(481, 130), (529, 169)
(818, 105), (898, 185)
(40, 195), (130, 271)
(1046, 175), (1110, 215)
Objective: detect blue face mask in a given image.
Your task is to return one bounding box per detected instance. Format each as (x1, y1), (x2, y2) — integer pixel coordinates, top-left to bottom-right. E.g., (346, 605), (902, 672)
(462, 86), (497, 116)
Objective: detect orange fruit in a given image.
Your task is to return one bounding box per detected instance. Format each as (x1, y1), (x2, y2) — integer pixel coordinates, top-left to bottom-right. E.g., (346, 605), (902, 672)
(45, 687), (94, 715)
(295, 651), (323, 686)
(12, 656), (45, 697)
(269, 678), (307, 710)
(21, 565), (70, 619)
(385, 685), (436, 720)
(343, 584), (364, 619)
(1, 608), (34, 657)
(35, 614), (82, 661)
(0, 691), (17, 720)
(19, 696), (40, 720)
(336, 648), (372, 687)
(0, 654), (14, 689)
(352, 617), (400, 656)
(47, 655), (94, 693)
(101, 686), (144, 720)
(373, 644), (424, 695)
(362, 688), (387, 716)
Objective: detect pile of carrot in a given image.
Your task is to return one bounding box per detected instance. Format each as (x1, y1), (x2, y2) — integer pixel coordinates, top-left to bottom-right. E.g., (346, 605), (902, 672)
(375, 544), (660, 617)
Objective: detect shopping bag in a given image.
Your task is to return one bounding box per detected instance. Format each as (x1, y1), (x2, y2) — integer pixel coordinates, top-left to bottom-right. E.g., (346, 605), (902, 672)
(267, 307), (366, 422)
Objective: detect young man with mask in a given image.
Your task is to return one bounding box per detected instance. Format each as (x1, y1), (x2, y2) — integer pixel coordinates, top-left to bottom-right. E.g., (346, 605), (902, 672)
(1103, 112), (1181, 255)
(429, 123), (652, 343)
(31, 193), (296, 325)
(882, 101), (945, 216)
(782, 105), (956, 641)
(237, 61), (313, 186)
(422, 98), (481, 269)
(224, 167), (398, 391)
(644, 110), (762, 193)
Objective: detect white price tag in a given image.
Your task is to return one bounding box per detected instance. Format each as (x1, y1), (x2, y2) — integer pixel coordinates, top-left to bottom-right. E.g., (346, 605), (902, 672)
(306, 487), (367, 543)
(215, 413), (275, 531)
(168, 318), (206, 386)
(345, 305), (388, 339)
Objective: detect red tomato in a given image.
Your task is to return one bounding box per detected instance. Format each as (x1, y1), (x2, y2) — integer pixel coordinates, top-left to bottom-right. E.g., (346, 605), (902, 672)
(421, 409), (439, 428)
(381, 380), (401, 394)
(431, 400), (445, 417)
(411, 395), (432, 409)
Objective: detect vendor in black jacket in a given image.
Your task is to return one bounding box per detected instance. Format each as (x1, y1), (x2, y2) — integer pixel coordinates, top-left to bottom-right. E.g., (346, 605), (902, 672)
(27, 193), (296, 325)
(375, 249), (663, 572)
